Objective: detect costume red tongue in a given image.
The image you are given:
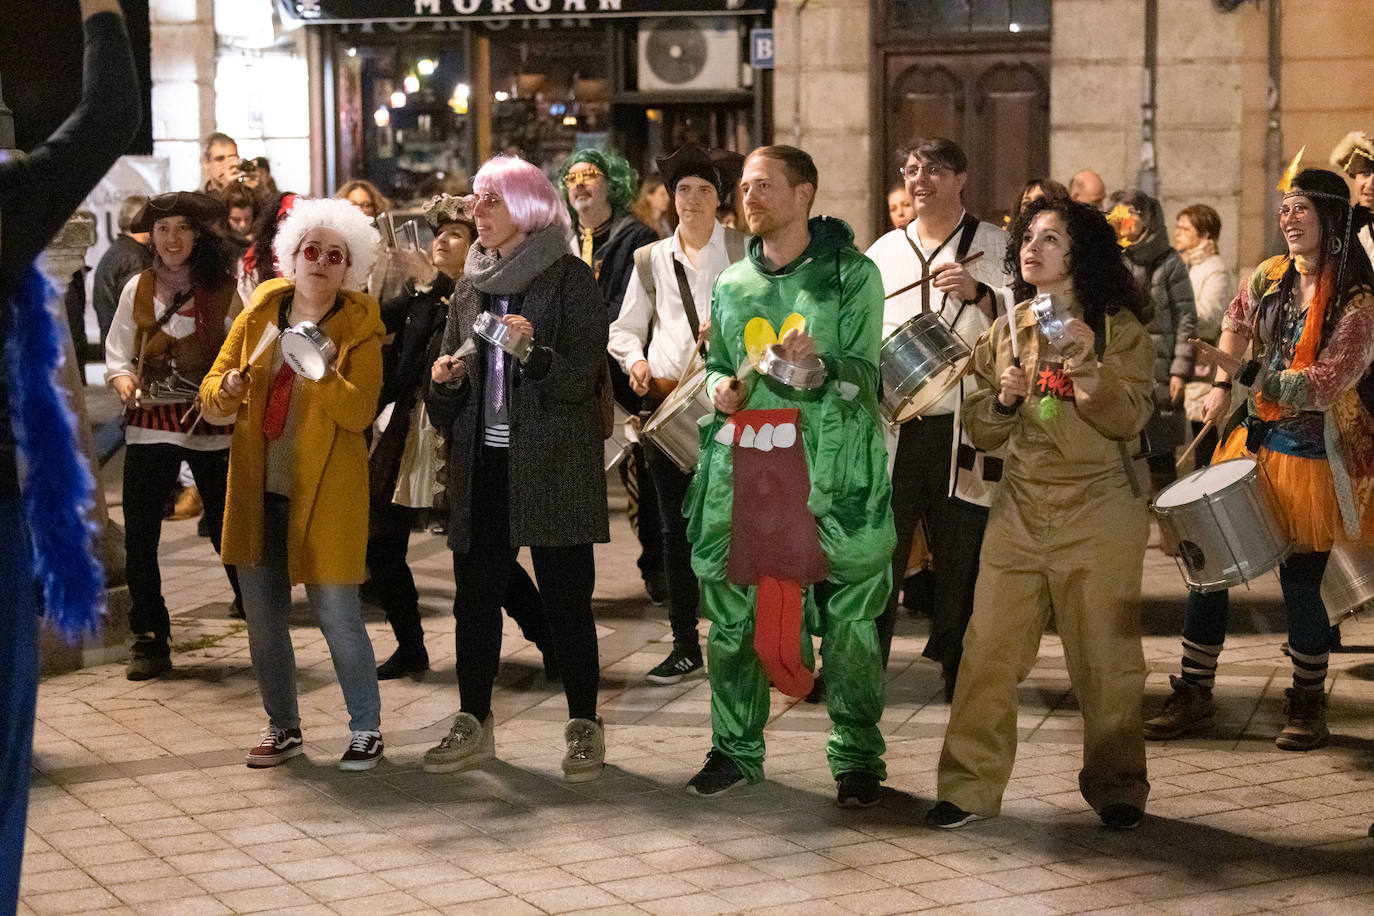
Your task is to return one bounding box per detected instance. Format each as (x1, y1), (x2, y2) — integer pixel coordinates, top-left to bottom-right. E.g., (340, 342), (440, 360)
(723, 408), (828, 697)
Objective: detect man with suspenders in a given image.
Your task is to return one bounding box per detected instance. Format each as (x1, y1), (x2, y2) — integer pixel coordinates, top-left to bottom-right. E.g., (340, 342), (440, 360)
(865, 138), (1012, 696)
(609, 143), (746, 685)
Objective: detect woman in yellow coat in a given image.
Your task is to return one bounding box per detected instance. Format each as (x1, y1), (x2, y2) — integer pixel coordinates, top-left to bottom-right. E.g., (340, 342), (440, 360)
(928, 197), (1156, 831)
(200, 198), (387, 771)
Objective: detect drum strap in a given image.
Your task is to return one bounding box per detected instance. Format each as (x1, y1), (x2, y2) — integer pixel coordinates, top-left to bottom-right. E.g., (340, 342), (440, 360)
(672, 259), (704, 354)
(278, 292), (343, 332)
(905, 212), (977, 314)
(1094, 317), (1147, 499)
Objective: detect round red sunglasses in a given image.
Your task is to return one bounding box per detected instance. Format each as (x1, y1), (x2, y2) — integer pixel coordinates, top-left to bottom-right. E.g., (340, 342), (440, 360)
(301, 243), (346, 266)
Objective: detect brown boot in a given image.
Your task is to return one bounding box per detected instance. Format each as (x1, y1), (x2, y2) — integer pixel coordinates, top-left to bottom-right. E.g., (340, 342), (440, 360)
(1276, 687), (1328, 751)
(1143, 675), (1214, 740)
(170, 485), (203, 521)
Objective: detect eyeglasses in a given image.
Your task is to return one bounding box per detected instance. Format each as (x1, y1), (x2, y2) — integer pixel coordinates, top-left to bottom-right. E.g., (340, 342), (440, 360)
(1277, 202), (1313, 220)
(898, 163), (948, 180)
(460, 192), (504, 217)
(300, 244), (346, 266)
(562, 168), (605, 188)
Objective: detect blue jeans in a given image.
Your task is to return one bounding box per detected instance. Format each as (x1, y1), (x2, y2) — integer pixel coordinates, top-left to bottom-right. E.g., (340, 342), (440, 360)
(0, 496), (38, 913)
(236, 495), (381, 733)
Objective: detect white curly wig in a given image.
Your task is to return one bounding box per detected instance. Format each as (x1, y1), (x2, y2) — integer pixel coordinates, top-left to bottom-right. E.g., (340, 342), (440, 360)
(273, 197), (381, 291)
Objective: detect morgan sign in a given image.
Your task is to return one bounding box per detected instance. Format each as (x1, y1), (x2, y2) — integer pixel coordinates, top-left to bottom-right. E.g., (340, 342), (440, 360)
(281, 0), (768, 23)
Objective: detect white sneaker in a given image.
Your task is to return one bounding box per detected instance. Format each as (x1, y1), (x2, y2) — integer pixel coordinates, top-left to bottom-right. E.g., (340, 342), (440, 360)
(562, 716), (605, 783)
(423, 712), (494, 773)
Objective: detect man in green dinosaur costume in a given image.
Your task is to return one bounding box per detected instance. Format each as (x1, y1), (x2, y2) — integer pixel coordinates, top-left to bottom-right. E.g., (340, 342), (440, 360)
(683, 145), (895, 808)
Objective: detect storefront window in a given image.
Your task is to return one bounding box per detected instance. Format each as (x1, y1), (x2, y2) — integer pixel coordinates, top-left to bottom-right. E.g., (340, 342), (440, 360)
(488, 26), (611, 176)
(339, 40), (474, 203)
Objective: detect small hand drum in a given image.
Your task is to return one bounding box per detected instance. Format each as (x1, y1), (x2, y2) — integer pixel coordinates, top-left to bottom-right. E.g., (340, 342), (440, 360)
(759, 344), (826, 390)
(472, 311), (533, 361)
(279, 322), (338, 381)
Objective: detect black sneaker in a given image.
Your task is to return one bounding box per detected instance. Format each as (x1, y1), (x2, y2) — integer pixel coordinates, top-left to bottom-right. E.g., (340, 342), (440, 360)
(339, 731), (384, 771)
(836, 771), (881, 808)
(686, 749), (746, 797)
(127, 635), (171, 681)
(376, 645), (429, 680)
(646, 649), (703, 685)
(1099, 803), (1143, 830)
(925, 801), (981, 829)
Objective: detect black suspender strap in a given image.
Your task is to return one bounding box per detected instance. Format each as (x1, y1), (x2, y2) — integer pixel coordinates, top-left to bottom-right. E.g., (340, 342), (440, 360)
(905, 212), (977, 314)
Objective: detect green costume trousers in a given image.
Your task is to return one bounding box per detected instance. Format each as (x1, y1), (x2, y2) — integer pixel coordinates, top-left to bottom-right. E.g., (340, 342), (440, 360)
(702, 573), (889, 784)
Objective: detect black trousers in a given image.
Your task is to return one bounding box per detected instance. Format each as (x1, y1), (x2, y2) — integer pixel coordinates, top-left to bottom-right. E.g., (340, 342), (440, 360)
(644, 440), (700, 654)
(881, 414), (955, 665)
(920, 498), (988, 670)
(368, 500), (550, 655)
(123, 442), (240, 643)
(622, 442), (663, 584)
(452, 446), (599, 721)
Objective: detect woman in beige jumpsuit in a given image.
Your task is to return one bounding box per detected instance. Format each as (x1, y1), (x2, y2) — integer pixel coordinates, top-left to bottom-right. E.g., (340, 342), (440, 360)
(928, 197), (1157, 831)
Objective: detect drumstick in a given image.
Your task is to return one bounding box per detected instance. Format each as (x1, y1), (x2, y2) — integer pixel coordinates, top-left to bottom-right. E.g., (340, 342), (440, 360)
(241, 322), (280, 384)
(884, 251), (985, 300)
(1176, 419), (1216, 471)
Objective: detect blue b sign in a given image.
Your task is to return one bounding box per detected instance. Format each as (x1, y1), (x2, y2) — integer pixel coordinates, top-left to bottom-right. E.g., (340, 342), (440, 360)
(750, 28), (775, 70)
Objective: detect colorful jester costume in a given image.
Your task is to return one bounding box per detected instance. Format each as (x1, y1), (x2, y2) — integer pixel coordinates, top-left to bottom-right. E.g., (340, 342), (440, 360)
(684, 216), (895, 784)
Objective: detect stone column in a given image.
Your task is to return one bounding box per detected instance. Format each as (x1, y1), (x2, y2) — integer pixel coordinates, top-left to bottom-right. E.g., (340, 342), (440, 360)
(150, 0), (217, 191)
(773, 0), (875, 248)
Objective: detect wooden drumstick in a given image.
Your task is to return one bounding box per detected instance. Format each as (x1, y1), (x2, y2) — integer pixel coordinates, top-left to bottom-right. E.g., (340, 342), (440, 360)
(1176, 419), (1216, 471)
(884, 251), (985, 300)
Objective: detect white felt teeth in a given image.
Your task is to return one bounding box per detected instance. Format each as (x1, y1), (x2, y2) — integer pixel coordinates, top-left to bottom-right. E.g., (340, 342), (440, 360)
(772, 423), (796, 449)
(739, 425), (756, 449)
(715, 423), (735, 445)
(754, 423), (774, 451)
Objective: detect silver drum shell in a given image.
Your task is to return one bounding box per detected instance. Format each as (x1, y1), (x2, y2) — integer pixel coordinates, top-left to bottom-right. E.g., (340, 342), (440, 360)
(878, 312), (971, 424)
(1321, 542), (1374, 625)
(472, 311), (534, 361)
(1152, 458), (1292, 593)
(642, 368), (712, 475)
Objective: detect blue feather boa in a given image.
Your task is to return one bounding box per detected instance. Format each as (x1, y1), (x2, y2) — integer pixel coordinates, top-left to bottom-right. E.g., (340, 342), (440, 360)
(4, 263), (105, 638)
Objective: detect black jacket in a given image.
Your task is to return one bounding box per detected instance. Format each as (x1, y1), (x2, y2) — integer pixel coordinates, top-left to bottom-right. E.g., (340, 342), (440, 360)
(425, 254), (610, 552)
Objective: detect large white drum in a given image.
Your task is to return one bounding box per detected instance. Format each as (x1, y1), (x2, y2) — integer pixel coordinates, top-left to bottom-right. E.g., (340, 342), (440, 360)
(1153, 457), (1292, 592)
(642, 367), (712, 475)
(878, 313), (971, 425)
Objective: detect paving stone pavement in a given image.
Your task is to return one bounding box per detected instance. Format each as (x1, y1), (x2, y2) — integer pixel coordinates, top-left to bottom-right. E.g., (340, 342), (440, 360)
(19, 429), (1374, 914)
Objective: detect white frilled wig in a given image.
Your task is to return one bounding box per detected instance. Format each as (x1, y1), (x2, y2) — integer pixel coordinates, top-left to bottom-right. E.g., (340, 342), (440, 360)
(272, 197), (381, 291)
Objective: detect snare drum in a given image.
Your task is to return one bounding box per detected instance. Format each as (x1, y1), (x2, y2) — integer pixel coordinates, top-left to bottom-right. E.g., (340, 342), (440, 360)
(1152, 457), (1292, 592)
(642, 367), (713, 474)
(879, 313), (971, 424)
(279, 322), (337, 381)
(472, 311), (533, 361)
(1321, 542), (1374, 626)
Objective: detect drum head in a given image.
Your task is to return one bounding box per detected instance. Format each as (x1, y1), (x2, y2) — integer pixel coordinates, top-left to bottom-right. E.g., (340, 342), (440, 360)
(883, 356), (970, 424)
(281, 332), (329, 381)
(1154, 457), (1257, 510)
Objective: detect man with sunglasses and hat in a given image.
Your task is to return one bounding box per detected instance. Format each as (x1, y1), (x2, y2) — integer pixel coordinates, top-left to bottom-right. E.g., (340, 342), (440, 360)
(608, 143), (746, 685)
(560, 148), (668, 605)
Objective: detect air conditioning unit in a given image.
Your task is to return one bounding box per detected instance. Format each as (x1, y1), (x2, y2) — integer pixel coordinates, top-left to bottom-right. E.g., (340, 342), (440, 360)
(637, 18), (742, 93)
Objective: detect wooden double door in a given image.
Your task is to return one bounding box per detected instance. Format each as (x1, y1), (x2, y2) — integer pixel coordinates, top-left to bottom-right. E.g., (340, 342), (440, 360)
(877, 46), (1050, 236)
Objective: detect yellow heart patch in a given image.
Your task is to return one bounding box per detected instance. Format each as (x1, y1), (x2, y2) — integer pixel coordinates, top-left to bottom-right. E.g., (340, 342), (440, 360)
(743, 313), (806, 368)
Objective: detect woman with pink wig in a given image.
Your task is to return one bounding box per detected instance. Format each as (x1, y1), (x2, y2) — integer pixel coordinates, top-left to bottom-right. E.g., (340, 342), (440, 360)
(424, 156), (609, 782)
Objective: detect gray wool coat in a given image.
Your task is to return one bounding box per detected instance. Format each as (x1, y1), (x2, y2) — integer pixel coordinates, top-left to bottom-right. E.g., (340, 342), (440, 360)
(425, 252), (610, 553)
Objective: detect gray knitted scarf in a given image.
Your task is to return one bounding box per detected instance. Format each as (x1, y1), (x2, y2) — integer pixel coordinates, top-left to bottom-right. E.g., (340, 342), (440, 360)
(463, 224), (571, 296)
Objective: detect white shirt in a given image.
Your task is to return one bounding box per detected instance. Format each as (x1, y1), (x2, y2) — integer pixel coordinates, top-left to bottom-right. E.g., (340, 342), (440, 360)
(865, 213), (1012, 416)
(1360, 224), (1374, 271)
(104, 273), (237, 450)
(608, 221), (734, 383)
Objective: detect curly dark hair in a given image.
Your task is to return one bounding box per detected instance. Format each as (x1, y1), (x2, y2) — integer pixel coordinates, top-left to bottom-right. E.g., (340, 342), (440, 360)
(1004, 196), (1150, 335)
(184, 225), (236, 293)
